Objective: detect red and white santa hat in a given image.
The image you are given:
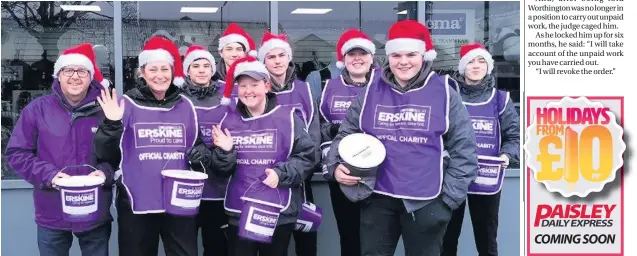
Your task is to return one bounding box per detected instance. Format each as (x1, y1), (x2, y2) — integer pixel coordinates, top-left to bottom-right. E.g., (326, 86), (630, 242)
(218, 23), (257, 57)
(335, 29), (376, 69)
(222, 56), (269, 105)
(384, 20), (437, 61)
(138, 36), (185, 87)
(458, 43), (494, 75)
(53, 43), (109, 88)
(257, 31), (292, 62)
(182, 45), (216, 76)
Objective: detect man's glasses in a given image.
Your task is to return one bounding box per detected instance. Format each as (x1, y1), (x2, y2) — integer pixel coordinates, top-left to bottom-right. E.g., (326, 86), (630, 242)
(61, 69), (90, 78)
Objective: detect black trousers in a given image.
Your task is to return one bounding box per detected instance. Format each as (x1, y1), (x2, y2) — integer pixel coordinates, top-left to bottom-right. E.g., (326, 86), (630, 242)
(289, 180), (318, 256)
(226, 223), (295, 256)
(328, 181), (361, 256)
(116, 195), (198, 256)
(196, 200), (229, 256)
(360, 194), (452, 256)
(442, 192), (502, 256)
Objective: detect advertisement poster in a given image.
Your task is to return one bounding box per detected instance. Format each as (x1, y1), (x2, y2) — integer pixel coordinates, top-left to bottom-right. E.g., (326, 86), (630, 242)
(525, 96), (625, 255)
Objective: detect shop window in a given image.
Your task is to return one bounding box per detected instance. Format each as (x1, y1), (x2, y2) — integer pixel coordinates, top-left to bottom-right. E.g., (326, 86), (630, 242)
(121, 1), (270, 92)
(1, 1), (115, 179)
(361, 1), (418, 65)
(277, 1), (360, 82)
(424, 1), (520, 102)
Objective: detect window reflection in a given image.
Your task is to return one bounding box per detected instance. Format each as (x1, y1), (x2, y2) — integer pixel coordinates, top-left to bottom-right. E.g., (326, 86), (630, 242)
(121, 1), (269, 92)
(1, 1), (115, 179)
(425, 1), (520, 102)
(361, 1), (418, 65)
(277, 1), (359, 81)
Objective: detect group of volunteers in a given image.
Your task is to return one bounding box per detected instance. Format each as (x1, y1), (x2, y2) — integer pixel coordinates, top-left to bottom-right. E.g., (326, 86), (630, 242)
(5, 19), (519, 256)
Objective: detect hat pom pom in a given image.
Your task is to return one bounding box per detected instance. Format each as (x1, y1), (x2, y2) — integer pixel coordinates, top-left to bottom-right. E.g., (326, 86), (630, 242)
(336, 61), (345, 69)
(100, 79), (110, 88)
(173, 76), (185, 87)
(424, 50), (437, 62)
(220, 97), (232, 105)
(248, 50), (257, 57)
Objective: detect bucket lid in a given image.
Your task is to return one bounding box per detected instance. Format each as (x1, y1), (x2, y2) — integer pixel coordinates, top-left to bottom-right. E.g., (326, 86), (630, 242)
(161, 170), (209, 180)
(55, 175), (105, 187)
(338, 133), (386, 169)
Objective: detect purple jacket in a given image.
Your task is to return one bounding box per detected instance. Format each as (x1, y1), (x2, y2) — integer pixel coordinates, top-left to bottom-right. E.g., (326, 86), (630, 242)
(5, 80), (115, 232)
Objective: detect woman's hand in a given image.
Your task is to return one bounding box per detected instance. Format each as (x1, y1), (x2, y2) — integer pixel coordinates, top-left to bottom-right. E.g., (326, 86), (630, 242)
(263, 168), (279, 188)
(97, 89), (125, 121)
(212, 125), (233, 151)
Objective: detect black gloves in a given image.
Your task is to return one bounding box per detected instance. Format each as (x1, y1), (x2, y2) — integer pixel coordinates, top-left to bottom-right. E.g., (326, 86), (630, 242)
(329, 123), (341, 138)
(186, 146), (205, 164)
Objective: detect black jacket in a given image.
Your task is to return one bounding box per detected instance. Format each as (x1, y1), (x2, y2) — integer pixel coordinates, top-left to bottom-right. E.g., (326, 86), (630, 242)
(93, 84), (225, 187)
(453, 74), (520, 166)
(180, 77), (222, 107)
(325, 61), (479, 211)
(270, 63), (322, 174)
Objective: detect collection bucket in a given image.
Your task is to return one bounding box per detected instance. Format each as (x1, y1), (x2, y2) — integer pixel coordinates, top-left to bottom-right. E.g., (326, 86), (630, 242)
(57, 175), (105, 223)
(161, 170), (208, 216)
(294, 202), (323, 232)
(473, 155), (505, 186)
(338, 133), (386, 177)
(238, 180), (284, 243)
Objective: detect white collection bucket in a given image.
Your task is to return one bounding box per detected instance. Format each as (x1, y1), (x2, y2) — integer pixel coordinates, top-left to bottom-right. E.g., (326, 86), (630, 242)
(161, 170), (208, 216)
(338, 133), (387, 177)
(57, 175), (106, 223)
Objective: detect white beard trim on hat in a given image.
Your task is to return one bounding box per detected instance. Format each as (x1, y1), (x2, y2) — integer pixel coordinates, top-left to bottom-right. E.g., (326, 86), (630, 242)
(258, 39), (293, 63)
(384, 38), (437, 62)
(183, 50), (217, 78)
(458, 48), (494, 75)
(337, 38), (376, 69)
(53, 53), (95, 80)
(138, 49), (174, 67)
(218, 33), (256, 57)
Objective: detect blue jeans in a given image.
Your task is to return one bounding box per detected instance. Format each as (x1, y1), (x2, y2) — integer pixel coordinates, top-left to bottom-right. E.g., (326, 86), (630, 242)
(37, 223), (111, 256)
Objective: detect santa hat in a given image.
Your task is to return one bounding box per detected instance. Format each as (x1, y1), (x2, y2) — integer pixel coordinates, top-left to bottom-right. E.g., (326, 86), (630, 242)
(458, 43), (494, 75)
(335, 29), (376, 69)
(218, 23), (257, 57)
(138, 36), (185, 87)
(384, 20), (437, 61)
(257, 31), (292, 62)
(222, 56), (269, 105)
(53, 43), (109, 88)
(182, 45), (217, 76)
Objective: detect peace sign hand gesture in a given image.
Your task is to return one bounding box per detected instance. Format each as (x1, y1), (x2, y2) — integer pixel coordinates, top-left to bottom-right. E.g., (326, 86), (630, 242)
(97, 89), (125, 121)
(212, 125), (233, 151)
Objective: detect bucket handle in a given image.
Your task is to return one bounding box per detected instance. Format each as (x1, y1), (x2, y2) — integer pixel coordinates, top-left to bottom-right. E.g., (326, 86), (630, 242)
(242, 174), (283, 206)
(160, 150), (201, 173)
(59, 164), (99, 174)
(55, 164), (102, 189)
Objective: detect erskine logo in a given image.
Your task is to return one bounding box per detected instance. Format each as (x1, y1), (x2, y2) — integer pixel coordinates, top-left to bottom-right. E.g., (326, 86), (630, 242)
(333, 100), (352, 109)
(233, 132), (275, 146)
(65, 193), (94, 202)
(178, 187), (203, 195)
(378, 108), (427, 122)
(253, 213), (277, 224)
(137, 125), (184, 138)
(374, 105), (431, 131)
(472, 119), (494, 132)
(479, 166), (499, 175)
(471, 117), (496, 138)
